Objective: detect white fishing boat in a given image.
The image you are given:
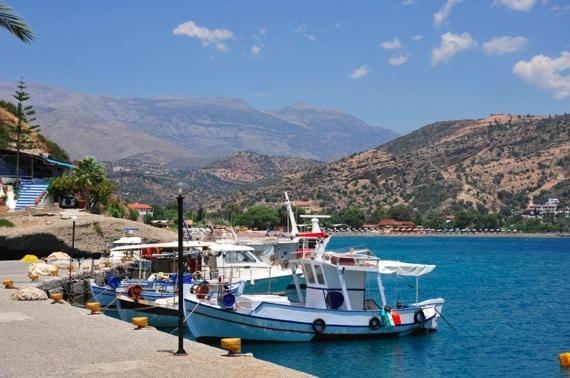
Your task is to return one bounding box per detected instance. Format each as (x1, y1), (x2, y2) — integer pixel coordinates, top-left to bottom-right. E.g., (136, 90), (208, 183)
(229, 191), (331, 271)
(106, 228), (144, 264)
(191, 242), (295, 294)
(184, 246), (444, 342)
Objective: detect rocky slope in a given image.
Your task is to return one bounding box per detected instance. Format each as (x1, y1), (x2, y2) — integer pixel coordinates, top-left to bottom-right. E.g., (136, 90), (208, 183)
(0, 206), (176, 260)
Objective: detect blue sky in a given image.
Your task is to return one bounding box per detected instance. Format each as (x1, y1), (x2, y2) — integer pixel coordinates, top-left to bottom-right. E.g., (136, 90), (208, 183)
(1, 0), (569, 133)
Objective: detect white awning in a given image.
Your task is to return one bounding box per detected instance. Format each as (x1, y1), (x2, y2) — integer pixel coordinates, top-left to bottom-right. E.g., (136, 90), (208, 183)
(377, 260), (436, 277)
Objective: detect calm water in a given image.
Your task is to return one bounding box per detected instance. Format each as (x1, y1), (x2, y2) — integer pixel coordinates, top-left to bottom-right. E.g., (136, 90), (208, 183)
(108, 236), (570, 377)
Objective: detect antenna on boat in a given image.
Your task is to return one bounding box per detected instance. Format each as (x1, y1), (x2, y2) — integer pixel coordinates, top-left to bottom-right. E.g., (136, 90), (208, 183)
(299, 215), (330, 233)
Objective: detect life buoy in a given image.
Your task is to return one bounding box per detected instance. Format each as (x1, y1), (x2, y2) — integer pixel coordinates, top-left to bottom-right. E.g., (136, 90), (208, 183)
(143, 247), (159, 260)
(369, 316), (381, 330)
(312, 318), (326, 334)
(126, 284), (143, 301)
(414, 309), (426, 323)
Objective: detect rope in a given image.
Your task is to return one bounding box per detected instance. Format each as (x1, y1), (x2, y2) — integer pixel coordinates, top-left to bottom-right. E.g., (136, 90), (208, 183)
(168, 299), (201, 336)
(435, 307), (458, 334)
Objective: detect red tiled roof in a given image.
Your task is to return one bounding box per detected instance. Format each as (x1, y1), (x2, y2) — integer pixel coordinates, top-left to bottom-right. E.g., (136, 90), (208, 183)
(127, 203), (153, 210)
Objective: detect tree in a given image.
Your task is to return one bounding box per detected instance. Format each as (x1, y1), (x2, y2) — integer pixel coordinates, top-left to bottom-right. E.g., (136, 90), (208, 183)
(224, 202), (242, 225)
(388, 204), (413, 221)
(0, 2), (34, 43)
(7, 79), (40, 187)
(340, 207), (366, 228)
(72, 156), (107, 209)
(235, 206), (280, 230)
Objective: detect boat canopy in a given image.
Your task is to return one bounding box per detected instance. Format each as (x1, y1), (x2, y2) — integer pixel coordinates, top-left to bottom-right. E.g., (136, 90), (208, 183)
(110, 241), (215, 251)
(377, 260), (436, 277)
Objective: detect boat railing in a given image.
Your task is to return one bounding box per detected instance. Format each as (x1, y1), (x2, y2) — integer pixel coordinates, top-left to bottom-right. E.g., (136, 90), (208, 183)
(324, 249), (380, 267)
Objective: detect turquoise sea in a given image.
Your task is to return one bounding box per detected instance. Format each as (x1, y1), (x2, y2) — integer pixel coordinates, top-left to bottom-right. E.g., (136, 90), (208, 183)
(109, 236), (570, 377)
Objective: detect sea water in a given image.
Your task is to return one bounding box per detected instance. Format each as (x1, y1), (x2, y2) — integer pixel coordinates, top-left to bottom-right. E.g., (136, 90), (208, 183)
(105, 236), (570, 377)
(243, 236), (570, 377)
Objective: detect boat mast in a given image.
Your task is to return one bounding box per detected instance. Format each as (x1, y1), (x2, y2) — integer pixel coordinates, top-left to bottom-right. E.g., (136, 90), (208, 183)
(284, 192), (299, 236)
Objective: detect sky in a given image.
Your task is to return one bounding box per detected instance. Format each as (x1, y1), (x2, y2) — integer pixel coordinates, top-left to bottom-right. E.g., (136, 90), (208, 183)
(1, 0), (569, 134)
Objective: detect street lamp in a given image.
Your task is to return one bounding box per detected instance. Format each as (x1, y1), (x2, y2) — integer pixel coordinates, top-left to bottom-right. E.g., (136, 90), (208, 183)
(173, 181), (189, 356)
(70, 215), (77, 282)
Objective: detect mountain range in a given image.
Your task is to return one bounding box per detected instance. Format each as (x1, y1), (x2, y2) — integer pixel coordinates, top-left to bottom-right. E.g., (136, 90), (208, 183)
(0, 82), (399, 168)
(1, 82), (568, 215)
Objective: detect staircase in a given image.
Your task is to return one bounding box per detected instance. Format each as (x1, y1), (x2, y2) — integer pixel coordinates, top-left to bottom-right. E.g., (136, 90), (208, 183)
(15, 179), (49, 211)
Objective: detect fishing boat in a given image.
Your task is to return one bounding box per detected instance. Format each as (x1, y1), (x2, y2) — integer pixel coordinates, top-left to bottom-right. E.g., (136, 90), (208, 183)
(106, 228), (144, 264)
(115, 279), (246, 328)
(190, 242), (295, 294)
(184, 246), (444, 342)
(227, 191), (331, 270)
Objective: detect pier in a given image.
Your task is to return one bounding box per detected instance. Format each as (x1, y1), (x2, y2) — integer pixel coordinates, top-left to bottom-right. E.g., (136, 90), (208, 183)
(0, 259), (314, 377)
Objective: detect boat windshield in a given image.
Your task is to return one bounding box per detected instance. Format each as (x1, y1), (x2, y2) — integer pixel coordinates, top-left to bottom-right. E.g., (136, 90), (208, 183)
(223, 250), (259, 264)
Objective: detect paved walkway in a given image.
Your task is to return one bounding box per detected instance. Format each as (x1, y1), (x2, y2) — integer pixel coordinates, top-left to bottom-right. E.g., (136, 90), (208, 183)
(0, 260), (314, 378)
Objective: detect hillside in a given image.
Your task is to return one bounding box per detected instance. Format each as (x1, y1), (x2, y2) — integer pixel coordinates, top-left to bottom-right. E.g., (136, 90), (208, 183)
(103, 152), (323, 206)
(200, 114), (570, 214)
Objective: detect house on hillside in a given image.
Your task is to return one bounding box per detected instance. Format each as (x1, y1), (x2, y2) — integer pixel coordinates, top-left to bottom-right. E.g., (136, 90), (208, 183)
(127, 203), (154, 217)
(293, 200), (312, 214)
(0, 148), (74, 184)
(0, 148), (75, 210)
(527, 198), (559, 216)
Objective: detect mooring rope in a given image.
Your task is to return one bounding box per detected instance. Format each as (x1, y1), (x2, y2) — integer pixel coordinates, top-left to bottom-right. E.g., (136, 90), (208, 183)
(435, 307), (458, 334)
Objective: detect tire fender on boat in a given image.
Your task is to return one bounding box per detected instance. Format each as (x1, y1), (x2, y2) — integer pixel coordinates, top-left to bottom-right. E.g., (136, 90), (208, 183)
(369, 316), (381, 330)
(312, 318), (326, 334)
(127, 284), (143, 301)
(414, 309), (426, 323)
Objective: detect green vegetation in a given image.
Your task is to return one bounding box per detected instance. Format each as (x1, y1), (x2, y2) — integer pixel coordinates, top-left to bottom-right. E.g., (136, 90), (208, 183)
(5, 80), (40, 188)
(47, 156), (115, 210)
(0, 3), (35, 43)
(0, 219), (14, 228)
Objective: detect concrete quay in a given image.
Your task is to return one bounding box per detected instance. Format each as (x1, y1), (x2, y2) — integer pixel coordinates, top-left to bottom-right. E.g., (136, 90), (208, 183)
(0, 260), (314, 378)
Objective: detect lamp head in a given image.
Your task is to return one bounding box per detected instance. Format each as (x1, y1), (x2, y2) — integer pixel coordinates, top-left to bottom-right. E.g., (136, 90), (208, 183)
(172, 181), (189, 197)
(71, 215), (77, 222)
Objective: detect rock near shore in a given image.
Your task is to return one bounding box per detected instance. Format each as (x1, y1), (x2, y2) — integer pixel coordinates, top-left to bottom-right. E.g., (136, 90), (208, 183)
(0, 206), (177, 260)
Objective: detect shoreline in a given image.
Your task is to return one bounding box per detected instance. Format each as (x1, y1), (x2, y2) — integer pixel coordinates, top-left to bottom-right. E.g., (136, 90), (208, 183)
(325, 232), (566, 238)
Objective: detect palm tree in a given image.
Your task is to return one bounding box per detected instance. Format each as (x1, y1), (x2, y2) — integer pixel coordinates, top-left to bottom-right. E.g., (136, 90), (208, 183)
(0, 2), (34, 43)
(73, 157), (106, 209)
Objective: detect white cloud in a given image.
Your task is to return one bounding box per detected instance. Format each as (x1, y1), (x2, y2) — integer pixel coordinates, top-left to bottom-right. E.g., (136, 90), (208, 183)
(294, 25), (317, 42)
(381, 38), (401, 50)
(411, 34), (423, 41)
(350, 65), (370, 79)
(173, 21), (234, 52)
(483, 36), (528, 55)
(493, 0), (537, 11)
(434, 0), (463, 27)
(431, 32), (476, 65)
(513, 51), (570, 99)
(251, 45), (261, 57)
(389, 54), (410, 65)
(403, 0), (416, 5)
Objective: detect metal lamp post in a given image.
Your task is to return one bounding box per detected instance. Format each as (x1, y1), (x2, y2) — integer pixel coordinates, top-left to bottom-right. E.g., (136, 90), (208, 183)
(173, 182), (188, 356)
(70, 215), (77, 281)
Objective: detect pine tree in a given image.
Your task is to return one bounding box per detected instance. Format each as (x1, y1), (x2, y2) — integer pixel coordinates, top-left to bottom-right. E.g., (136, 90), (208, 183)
(8, 79), (40, 188)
